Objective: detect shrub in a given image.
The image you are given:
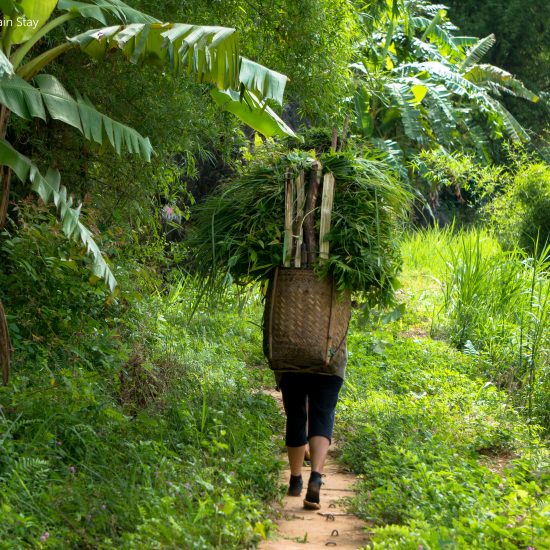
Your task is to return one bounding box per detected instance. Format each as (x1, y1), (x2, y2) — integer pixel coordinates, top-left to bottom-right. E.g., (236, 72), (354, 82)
(486, 163), (550, 253)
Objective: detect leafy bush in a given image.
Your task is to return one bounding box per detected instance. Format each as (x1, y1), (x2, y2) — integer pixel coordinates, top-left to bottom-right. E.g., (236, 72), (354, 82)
(487, 163), (550, 253)
(0, 211), (282, 548)
(340, 331), (550, 549)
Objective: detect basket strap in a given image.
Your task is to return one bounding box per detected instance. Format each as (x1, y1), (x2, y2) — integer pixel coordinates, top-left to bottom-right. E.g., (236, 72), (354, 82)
(267, 267), (279, 362)
(324, 278), (336, 367)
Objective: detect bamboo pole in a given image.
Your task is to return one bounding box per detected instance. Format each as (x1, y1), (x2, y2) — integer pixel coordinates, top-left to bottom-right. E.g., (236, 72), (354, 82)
(284, 170), (295, 267)
(304, 161), (322, 266)
(294, 170), (305, 267)
(319, 173), (335, 261)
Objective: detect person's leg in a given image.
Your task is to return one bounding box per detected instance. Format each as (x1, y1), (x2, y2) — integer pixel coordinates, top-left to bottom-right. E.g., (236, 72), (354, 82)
(279, 373), (308, 495)
(303, 374), (343, 509)
(309, 435), (330, 473)
(287, 445), (307, 476)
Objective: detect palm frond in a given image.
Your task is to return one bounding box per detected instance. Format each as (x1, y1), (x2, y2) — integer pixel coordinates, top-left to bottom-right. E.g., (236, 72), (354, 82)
(238, 57), (287, 106)
(465, 122), (492, 163)
(69, 23), (240, 91)
(397, 61), (474, 95)
(370, 138), (408, 181)
(210, 89), (295, 138)
(0, 139), (116, 291)
(485, 96), (530, 142)
(385, 81), (427, 143)
(465, 64), (539, 102)
(67, 23), (292, 135)
(35, 74), (153, 159)
(411, 37), (448, 63)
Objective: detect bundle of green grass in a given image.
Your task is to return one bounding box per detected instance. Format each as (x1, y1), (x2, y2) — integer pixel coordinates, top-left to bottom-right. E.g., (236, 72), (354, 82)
(187, 148), (411, 305)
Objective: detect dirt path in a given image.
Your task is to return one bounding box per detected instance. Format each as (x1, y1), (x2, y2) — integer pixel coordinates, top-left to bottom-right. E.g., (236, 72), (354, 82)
(261, 391), (370, 549)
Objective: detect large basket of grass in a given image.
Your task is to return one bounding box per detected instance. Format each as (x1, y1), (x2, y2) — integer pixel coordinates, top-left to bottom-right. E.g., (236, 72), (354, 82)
(187, 148), (411, 369)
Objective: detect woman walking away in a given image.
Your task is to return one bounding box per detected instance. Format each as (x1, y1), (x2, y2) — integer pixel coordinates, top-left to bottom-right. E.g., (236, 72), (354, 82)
(264, 267), (350, 510)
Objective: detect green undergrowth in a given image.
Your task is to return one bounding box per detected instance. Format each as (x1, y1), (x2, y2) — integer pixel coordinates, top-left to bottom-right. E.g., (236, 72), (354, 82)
(0, 215), (282, 548)
(337, 226), (550, 548)
(340, 329), (549, 549)
(401, 227), (550, 429)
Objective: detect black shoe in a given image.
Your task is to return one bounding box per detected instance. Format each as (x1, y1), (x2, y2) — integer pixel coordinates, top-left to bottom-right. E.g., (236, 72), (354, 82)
(288, 474), (303, 496)
(303, 472), (323, 510)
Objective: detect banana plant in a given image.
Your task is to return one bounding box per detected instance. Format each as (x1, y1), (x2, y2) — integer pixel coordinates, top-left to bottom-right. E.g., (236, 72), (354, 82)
(0, 0), (293, 288)
(0, 0), (294, 384)
(350, 0), (540, 174)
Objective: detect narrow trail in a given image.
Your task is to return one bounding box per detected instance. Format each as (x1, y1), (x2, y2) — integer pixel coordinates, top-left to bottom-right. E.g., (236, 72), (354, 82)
(261, 390), (370, 549)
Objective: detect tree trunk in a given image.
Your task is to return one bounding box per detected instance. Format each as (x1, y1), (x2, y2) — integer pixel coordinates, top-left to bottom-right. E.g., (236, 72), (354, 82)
(0, 302), (11, 385)
(0, 104), (12, 385)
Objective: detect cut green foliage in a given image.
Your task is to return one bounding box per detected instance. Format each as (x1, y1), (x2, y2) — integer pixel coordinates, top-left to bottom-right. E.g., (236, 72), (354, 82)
(187, 148), (411, 301)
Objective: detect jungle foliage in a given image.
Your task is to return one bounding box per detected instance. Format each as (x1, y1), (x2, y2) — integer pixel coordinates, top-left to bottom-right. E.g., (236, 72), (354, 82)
(0, 1), (549, 548)
(349, 0), (541, 177)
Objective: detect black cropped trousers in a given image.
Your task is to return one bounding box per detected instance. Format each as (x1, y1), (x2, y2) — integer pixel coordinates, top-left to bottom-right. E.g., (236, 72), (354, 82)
(279, 372), (343, 447)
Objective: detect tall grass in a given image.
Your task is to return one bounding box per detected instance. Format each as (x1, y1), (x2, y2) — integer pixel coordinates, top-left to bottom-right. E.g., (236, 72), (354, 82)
(402, 227), (550, 429)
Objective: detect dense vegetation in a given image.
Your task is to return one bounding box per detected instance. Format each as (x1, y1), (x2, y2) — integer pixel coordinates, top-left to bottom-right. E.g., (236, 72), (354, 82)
(0, 0), (549, 548)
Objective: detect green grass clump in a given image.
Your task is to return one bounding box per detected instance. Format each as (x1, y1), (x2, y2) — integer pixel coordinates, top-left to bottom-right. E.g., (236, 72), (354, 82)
(401, 227), (550, 430)
(188, 149), (411, 302)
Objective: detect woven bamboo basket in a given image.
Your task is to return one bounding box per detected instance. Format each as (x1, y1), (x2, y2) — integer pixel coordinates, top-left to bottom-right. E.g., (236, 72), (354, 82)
(263, 267), (351, 374)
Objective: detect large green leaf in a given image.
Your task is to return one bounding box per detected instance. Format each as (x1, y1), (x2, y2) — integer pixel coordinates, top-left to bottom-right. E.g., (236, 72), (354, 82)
(0, 50), (14, 77)
(0, 138), (116, 291)
(4, 0), (57, 45)
(464, 64), (539, 103)
(68, 23), (291, 134)
(34, 74), (153, 159)
(69, 23), (240, 91)
(239, 57), (287, 106)
(460, 34), (496, 70)
(57, 0), (158, 25)
(210, 89), (295, 138)
(0, 74), (46, 119)
(68, 24), (289, 104)
(0, 73), (152, 159)
(384, 81), (426, 143)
